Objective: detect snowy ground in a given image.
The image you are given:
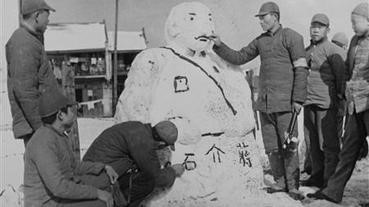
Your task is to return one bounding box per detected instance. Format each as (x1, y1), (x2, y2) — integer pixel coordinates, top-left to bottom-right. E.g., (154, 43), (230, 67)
(1, 110), (368, 206)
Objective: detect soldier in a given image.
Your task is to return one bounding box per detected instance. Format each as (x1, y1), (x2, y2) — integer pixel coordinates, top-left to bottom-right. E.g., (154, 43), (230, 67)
(6, 0), (59, 145)
(301, 14), (346, 188)
(332, 32), (349, 50)
(83, 121), (185, 207)
(308, 2), (369, 203)
(24, 89), (122, 207)
(211, 1), (308, 200)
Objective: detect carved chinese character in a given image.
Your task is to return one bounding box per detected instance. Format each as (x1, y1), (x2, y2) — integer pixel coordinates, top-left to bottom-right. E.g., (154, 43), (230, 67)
(237, 142), (252, 167)
(205, 144), (225, 163)
(182, 153), (197, 170)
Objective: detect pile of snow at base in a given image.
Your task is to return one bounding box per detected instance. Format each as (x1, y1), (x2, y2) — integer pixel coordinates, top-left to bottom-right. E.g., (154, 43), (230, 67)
(0, 83), (24, 207)
(147, 133), (303, 207)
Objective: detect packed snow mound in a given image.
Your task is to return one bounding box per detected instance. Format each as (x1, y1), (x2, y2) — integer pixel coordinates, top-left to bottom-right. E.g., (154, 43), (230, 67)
(114, 1), (302, 206)
(115, 47), (255, 136)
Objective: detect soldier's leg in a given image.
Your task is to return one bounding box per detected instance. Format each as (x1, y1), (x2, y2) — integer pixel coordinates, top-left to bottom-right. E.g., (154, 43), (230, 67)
(119, 172), (155, 207)
(303, 106), (313, 175)
(319, 107), (340, 185)
(275, 111), (304, 200)
(79, 172), (127, 206)
(319, 111), (368, 203)
(303, 105), (324, 187)
(259, 112), (286, 191)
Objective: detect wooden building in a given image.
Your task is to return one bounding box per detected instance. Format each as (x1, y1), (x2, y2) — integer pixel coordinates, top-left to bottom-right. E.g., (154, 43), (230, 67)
(44, 22), (146, 117)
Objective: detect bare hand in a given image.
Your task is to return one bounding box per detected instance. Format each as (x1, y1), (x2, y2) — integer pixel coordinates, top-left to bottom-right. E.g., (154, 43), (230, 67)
(97, 189), (114, 207)
(292, 102), (303, 114)
(171, 163), (185, 177)
(209, 34), (221, 46)
(105, 165), (118, 184)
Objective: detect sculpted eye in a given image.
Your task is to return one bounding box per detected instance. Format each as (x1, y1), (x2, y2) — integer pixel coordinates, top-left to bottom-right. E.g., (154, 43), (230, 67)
(190, 17), (194, 21)
(209, 18), (212, 21)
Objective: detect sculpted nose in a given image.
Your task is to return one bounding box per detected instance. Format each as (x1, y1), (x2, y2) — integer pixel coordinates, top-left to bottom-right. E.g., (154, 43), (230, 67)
(200, 21), (214, 35)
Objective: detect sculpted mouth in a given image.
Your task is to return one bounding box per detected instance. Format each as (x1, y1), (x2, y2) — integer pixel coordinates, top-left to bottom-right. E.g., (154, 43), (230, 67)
(195, 35), (210, 41)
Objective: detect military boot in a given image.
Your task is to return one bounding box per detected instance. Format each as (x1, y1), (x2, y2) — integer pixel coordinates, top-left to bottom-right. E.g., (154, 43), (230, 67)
(265, 150), (287, 193)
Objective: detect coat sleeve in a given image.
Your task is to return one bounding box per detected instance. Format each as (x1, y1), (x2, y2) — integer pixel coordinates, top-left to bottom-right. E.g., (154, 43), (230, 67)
(74, 160), (105, 175)
(212, 39), (259, 66)
(31, 135), (99, 200)
(328, 46), (346, 97)
(344, 36), (358, 82)
(284, 29), (309, 103)
(128, 128), (176, 188)
(7, 41), (42, 131)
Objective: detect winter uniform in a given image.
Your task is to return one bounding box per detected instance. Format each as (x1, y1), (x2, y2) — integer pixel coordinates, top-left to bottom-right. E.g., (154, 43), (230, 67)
(213, 24), (308, 192)
(83, 121), (177, 206)
(304, 36), (346, 186)
(321, 29), (369, 204)
(24, 125), (110, 207)
(6, 26), (59, 142)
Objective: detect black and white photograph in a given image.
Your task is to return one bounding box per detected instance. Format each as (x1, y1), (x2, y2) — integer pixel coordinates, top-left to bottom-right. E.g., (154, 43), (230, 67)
(0, 0), (368, 206)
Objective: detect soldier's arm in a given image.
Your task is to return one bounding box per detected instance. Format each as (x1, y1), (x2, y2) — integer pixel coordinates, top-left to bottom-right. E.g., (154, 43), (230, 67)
(285, 29), (309, 104)
(128, 127), (176, 188)
(328, 47), (346, 98)
(7, 42), (43, 131)
(213, 39), (259, 66)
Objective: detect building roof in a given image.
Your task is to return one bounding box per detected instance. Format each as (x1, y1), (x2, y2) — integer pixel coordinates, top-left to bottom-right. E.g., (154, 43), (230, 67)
(107, 31), (147, 52)
(45, 22), (107, 53)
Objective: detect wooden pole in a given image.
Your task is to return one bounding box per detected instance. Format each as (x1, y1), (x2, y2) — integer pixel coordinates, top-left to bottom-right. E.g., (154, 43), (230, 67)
(61, 57), (81, 160)
(19, 0), (22, 25)
(112, 0), (119, 114)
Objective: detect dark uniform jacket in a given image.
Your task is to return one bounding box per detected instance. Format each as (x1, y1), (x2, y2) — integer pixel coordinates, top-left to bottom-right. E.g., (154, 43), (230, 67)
(6, 26), (58, 139)
(24, 125), (106, 207)
(83, 121), (176, 188)
(305, 37), (346, 109)
(345, 34), (369, 114)
(213, 25), (308, 113)
(346, 35), (368, 79)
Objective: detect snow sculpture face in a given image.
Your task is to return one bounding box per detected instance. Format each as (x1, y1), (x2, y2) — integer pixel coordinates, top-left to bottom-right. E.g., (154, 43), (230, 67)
(165, 2), (215, 52)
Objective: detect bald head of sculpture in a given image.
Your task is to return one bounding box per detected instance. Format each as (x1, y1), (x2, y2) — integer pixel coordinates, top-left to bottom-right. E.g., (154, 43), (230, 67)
(165, 2), (215, 53)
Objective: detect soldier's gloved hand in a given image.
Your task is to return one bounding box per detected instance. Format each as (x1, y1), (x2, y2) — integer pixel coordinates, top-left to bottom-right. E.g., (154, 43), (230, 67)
(172, 163), (185, 177)
(292, 102), (303, 114)
(104, 165), (118, 184)
(209, 34), (222, 47)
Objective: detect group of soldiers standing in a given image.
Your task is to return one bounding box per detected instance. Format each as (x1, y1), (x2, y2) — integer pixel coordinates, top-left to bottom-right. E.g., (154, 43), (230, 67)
(211, 1), (369, 203)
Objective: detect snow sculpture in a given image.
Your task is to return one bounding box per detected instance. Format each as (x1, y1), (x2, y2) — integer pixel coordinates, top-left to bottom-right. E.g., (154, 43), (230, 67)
(115, 2), (303, 206)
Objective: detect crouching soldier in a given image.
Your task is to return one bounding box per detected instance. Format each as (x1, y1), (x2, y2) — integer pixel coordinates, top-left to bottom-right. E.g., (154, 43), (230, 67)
(83, 121), (185, 207)
(24, 89), (122, 207)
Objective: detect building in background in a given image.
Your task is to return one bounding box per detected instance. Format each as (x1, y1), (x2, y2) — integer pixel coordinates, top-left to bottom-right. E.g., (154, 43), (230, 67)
(107, 30), (147, 98)
(44, 21), (146, 117)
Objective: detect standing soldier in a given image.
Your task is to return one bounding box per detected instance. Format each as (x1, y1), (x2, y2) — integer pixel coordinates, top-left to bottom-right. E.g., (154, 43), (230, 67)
(332, 32), (349, 50)
(301, 14), (346, 188)
(308, 2), (369, 203)
(211, 1), (308, 200)
(6, 0), (59, 145)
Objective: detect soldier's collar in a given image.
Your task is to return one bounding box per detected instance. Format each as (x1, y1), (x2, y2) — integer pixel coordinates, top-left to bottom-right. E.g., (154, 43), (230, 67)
(21, 22), (44, 43)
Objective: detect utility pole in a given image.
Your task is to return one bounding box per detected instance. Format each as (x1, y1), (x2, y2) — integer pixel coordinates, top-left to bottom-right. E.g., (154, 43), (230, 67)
(112, 0), (119, 114)
(19, 0), (22, 25)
